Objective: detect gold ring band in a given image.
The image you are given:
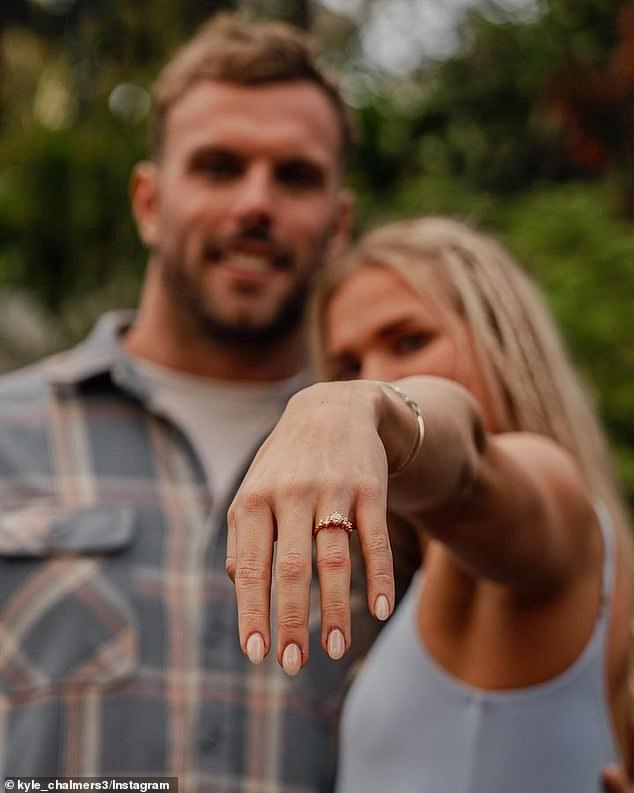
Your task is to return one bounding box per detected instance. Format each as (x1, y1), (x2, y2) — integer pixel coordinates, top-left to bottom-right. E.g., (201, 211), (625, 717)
(314, 512), (354, 536)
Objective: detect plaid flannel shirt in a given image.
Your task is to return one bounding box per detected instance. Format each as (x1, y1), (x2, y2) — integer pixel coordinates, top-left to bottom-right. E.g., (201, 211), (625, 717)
(0, 312), (359, 792)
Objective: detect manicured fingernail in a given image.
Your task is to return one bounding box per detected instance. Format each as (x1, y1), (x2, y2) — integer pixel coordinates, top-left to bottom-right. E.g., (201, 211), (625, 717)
(246, 633), (264, 664)
(282, 643), (302, 676)
(374, 594), (390, 621)
(327, 628), (345, 660)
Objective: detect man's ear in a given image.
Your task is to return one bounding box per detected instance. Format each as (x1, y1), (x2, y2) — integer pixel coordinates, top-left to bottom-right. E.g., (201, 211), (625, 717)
(130, 161), (160, 248)
(328, 189), (356, 258)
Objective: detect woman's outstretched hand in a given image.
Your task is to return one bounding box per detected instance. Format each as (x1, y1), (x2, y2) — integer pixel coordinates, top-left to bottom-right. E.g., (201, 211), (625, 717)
(226, 381), (396, 675)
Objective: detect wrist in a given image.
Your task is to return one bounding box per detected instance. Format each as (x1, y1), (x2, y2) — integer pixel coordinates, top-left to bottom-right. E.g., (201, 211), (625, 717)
(288, 379), (385, 426)
(378, 382), (425, 476)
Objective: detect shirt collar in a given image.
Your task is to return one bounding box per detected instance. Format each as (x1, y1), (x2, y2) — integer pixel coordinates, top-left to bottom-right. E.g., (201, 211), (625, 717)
(47, 309), (313, 408)
(47, 310), (151, 403)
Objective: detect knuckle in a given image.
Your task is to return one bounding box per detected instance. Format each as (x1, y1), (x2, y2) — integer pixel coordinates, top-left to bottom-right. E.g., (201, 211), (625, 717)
(239, 607), (268, 623)
(362, 530), (392, 556)
(285, 479), (312, 501)
(276, 551), (311, 583)
(367, 570), (395, 597)
(225, 557), (236, 582)
(278, 611), (308, 631)
(234, 556), (269, 584)
(316, 550), (351, 574)
(285, 475), (348, 505)
(357, 479), (384, 503)
(325, 479), (350, 502)
(372, 570), (394, 588)
(241, 489), (271, 515)
(321, 599), (349, 622)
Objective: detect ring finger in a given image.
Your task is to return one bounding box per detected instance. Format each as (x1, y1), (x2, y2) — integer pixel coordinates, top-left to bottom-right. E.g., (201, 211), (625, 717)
(313, 507), (354, 661)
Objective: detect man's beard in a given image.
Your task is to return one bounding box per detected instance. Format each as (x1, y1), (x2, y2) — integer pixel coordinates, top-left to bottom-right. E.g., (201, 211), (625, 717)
(159, 248), (315, 353)
(188, 278), (311, 349)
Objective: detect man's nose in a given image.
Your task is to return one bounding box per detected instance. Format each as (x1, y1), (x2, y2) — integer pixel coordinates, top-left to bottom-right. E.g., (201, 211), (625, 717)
(232, 164), (276, 230)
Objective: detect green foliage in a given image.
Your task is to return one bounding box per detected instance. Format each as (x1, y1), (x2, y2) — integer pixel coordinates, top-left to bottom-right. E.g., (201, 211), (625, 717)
(0, 0), (632, 504)
(496, 184), (634, 499)
(0, 117), (146, 321)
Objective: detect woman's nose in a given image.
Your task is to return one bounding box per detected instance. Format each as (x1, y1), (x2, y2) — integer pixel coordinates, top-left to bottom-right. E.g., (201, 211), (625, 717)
(359, 356), (396, 382)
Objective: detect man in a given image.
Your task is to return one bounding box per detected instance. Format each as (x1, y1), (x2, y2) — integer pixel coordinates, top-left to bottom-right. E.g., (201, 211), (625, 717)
(0, 13), (353, 791)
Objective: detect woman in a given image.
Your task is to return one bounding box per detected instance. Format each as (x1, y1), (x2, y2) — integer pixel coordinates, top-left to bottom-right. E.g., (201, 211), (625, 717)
(227, 217), (632, 792)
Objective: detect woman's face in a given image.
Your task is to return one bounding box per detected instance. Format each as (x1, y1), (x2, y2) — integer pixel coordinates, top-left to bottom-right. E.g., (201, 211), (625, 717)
(324, 265), (499, 430)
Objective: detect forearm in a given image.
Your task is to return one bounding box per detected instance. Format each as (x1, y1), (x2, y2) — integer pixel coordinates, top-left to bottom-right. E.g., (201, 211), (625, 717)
(378, 375), (484, 515)
(379, 376), (593, 592)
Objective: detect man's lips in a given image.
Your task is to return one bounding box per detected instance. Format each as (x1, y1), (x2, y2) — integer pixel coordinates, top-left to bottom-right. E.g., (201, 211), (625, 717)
(204, 243), (293, 276)
(223, 251), (277, 273)
(201, 249), (293, 291)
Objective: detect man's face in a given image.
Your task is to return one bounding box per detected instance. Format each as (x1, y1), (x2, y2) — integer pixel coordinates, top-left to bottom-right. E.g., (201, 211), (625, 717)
(134, 79), (349, 347)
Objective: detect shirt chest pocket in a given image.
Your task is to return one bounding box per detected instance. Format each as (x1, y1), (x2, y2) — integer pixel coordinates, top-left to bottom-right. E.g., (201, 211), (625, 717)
(0, 504), (139, 694)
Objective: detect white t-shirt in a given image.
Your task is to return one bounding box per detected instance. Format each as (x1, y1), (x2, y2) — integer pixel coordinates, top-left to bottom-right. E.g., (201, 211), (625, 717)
(130, 356), (308, 515)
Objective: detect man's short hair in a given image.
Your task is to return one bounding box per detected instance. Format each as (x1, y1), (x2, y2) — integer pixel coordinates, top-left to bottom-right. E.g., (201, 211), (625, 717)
(150, 13), (355, 164)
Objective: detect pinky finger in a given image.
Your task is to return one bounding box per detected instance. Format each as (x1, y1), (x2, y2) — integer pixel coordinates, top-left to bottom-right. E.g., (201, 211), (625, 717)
(226, 504), (237, 583)
(355, 496), (394, 622)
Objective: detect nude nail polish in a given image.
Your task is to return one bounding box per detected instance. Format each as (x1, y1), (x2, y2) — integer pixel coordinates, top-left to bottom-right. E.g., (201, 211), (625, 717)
(282, 643), (302, 676)
(327, 628), (345, 660)
(246, 633), (264, 664)
(374, 594), (390, 621)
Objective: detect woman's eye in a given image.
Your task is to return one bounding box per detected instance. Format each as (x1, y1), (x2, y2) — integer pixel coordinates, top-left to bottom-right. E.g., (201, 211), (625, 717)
(393, 332), (430, 355)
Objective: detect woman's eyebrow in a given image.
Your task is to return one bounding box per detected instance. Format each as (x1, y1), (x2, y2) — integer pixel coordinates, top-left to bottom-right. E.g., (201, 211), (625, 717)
(375, 317), (434, 341)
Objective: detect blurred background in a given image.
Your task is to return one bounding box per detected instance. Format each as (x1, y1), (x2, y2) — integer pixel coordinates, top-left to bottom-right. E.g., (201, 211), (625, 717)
(0, 0), (632, 504)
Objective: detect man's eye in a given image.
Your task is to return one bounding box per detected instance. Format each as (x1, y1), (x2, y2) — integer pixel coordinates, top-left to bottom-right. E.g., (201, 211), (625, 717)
(195, 157), (241, 180)
(277, 161), (324, 189)
(393, 333), (431, 355)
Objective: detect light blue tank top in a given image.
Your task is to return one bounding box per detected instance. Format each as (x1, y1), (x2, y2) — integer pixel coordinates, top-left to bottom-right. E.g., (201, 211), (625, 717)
(337, 505), (618, 793)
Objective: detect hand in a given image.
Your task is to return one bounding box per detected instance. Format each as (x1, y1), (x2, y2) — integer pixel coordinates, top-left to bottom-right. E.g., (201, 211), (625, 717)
(226, 381), (396, 674)
(602, 766), (634, 793)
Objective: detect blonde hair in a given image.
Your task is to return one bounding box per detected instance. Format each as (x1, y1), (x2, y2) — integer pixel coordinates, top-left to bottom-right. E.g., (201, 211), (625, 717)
(312, 216), (631, 537)
(150, 12), (354, 163)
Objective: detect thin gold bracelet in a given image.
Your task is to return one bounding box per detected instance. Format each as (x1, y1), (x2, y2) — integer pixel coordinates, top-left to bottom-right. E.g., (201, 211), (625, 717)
(382, 383), (426, 478)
